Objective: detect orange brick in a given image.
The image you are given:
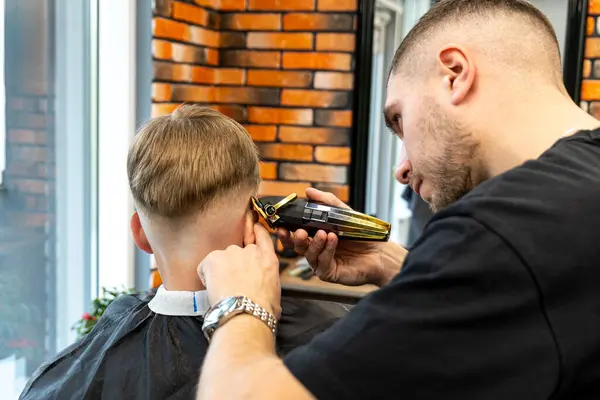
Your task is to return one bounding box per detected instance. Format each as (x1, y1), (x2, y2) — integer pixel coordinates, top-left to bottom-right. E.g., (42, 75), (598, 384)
(245, 125), (278, 142)
(279, 126), (348, 145)
(221, 50), (280, 68)
(150, 269), (163, 289)
(171, 43), (207, 63)
(191, 66), (216, 84)
(281, 90), (349, 108)
(315, 110), (352, 127)
(192, 67), (245, 85)
(219, 0), (247, 10)
(279, 163), (346, 183)
(588, 17), (595, 37)
(13, 147), (47, 162)
(247, 32), (313, 50)
(282, 52), (351, 71)
(220, 32), (246, 48)
(248, 107), (313, 125)
(189, 26), (220, 48)
(247, 70), (312, 87)
(317, 0), (356, 11)
(585, 38), (600, 58)
(313, 183), (349, 202)
(314, 146), (350, 164)
(283, 13), (353, 31)
(152, 83), (172, 102)
(590, 0), (600, 14)
(218, 68), (246, 85)
(248, 0), (315, 10)
(171, 85), (279, 105)
(258, 144), (314, 161)
(316, 33), (355, 52)
(153, 18), (190, 42)
(259, 181), (312, 197)
(8, 129), (46, 145)
(206, 48), (219, 65)
(210, 105), (245, 120)
(172, 2), (209, 26)
(260, 162), (278, 180)
(154, 0), (173, 16)
(314, 72), (353, 90)
(581, 80), (600, 101)
(153, 62), (193, 82)
(13, 179), (47, 194)
(153, 40), (173, 60)
(151, 103), (181, 117)
(221, 13), (281, 31)
(584, 60), (592, 79)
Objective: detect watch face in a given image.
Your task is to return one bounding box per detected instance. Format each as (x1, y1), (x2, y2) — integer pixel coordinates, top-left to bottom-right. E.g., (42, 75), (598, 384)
(220, 296), (238, 311)
(205, 297), (239, 325)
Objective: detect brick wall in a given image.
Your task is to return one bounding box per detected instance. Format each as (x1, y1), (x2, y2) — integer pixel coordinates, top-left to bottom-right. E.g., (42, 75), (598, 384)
(2, 0), (54, 230)
(1, 0), (55, 372)
(151, 0), (358, 203)
(580, 0), (600, 116)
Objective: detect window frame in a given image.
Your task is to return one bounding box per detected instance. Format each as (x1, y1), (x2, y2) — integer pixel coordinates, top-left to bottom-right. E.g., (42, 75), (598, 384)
(0, 0), (5, 188)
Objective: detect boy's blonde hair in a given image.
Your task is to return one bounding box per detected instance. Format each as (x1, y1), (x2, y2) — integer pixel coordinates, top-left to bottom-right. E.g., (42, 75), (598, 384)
(127, 105), (260, 221)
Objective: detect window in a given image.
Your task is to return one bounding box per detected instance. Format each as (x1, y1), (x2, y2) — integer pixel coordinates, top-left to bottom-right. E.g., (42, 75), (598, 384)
(1, 0), (150, 396)
(364, 0), (431, 246)
(0, 0), (5, 187)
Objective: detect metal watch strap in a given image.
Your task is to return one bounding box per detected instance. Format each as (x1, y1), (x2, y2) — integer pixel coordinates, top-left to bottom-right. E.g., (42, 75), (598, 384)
(241, 297), (277, 335)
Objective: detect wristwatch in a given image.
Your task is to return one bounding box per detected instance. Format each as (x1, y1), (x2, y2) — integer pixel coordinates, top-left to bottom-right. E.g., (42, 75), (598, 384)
(202, 296), (277, 342)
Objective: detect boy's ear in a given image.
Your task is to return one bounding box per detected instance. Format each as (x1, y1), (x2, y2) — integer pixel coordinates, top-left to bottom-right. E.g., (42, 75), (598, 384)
(130, 211), (153, 254)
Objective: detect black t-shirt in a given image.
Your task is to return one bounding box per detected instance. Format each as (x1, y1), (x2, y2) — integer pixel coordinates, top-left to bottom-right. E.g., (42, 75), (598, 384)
(284, 129), (600, 399)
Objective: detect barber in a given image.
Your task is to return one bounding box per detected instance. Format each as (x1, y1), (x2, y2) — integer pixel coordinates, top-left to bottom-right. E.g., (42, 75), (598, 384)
(195, 0), (600, 398)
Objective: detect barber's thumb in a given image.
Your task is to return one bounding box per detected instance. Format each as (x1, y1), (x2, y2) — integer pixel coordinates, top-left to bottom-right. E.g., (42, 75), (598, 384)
(305, 187), (350, 209)
(243, 210), (256, 245)
(254, 223), (275, 253)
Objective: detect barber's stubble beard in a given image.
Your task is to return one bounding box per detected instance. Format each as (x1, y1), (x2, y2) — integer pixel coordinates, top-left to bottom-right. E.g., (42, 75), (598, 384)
(413, 98), (488, 213)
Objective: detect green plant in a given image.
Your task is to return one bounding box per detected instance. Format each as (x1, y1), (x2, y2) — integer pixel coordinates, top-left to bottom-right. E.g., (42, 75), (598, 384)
(72, 287), (137, 338)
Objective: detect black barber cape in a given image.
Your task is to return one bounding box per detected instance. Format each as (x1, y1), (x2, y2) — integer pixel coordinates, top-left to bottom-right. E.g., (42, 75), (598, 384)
(19, 286), (349, 400)
(285, 129), (600, 399)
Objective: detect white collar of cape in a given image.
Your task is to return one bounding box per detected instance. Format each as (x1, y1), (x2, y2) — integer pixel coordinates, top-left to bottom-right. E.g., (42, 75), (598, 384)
(148, 285), (211, 316)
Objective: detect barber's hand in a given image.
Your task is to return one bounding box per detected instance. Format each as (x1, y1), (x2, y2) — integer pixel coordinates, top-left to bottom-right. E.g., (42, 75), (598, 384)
(198, 222), (282, 319)
(278, 188), (406, 287)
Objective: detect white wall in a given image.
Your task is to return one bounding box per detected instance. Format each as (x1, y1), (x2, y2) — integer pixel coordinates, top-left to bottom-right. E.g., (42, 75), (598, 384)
(528, 0), (569, 63)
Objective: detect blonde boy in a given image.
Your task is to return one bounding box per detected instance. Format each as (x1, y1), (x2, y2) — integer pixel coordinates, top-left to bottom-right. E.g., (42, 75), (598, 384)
(20, 105), (347, 400)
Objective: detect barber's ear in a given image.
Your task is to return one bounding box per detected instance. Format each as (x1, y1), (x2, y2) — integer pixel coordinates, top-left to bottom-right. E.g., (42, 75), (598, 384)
(130, 212), (153, 254)
(438, 44), (475, 105)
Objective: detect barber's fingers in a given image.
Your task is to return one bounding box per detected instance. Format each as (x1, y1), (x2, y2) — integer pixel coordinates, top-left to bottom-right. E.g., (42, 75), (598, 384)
(277, 228), (294, 248)
(254, 223), (276, 256)
(305, 188), (351, 209)
(304, 230), (328, 267)
(243, 210), (257, 246)
(291, 229), (310, 255)
(314, 233), (338, 280)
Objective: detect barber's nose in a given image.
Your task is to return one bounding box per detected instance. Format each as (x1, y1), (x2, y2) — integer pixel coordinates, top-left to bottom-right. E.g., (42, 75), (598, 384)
(395, 142), (411, 185)
(395, 159), (412, 185)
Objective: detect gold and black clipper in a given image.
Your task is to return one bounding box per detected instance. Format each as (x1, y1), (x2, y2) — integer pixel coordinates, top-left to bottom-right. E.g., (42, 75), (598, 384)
(251, 193), (391, 242)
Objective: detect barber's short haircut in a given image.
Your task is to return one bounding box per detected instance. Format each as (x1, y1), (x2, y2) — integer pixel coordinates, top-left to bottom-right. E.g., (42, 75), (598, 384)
(127, 105), (260, 221)
(390, 0), (561, 79)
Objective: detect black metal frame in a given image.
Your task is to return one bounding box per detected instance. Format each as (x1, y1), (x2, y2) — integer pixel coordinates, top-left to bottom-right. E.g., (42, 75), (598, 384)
(563, 0), (589, 102)
(348, 0), (375, 212)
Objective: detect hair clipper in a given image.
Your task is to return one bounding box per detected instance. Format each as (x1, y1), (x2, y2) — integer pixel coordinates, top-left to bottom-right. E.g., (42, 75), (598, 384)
(251, 193), (391, 241)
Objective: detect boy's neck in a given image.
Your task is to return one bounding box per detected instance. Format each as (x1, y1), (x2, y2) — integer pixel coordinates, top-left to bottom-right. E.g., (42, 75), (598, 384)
(156, 256), (208, 292)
